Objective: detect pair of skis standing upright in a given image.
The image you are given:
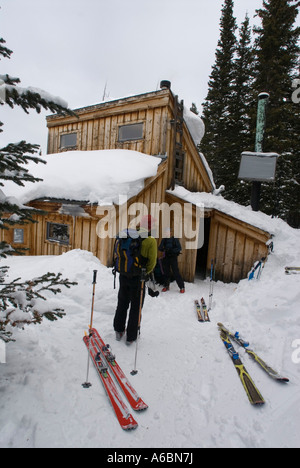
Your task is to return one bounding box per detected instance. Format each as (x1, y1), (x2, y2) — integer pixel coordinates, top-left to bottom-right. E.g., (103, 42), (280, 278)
(195, 259), (215, 323)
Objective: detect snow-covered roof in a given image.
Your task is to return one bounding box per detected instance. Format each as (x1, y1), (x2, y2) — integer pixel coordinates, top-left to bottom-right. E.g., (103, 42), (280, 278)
(46, 88), (215, 192)
(3, 149), (161, 206)
(183, 106), (215, 190)
(169, 185), (279, 235)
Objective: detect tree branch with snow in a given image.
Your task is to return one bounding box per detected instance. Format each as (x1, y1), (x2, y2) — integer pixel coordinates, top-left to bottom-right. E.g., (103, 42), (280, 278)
(0, 268), (77, 342)
(0, 35), (78, 342)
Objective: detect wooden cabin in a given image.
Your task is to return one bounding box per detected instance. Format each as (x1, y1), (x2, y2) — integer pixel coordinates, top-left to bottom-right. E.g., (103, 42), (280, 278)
(2, 82), (272, 283)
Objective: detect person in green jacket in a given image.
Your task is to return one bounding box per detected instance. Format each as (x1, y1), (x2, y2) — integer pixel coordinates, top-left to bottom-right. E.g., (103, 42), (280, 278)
(113, 215), (157, 345)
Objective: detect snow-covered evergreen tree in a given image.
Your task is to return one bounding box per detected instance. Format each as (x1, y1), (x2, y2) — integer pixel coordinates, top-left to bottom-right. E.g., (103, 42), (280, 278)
(201, 0), (299, 226)
(0, 37), (76, 342)
(228, 14), (256, 205)
(252, 0), (300, 226)
(200, 0), (237, 188)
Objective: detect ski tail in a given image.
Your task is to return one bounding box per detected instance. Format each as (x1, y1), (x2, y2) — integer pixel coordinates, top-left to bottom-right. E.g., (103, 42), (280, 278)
(235, 362), (265, 406)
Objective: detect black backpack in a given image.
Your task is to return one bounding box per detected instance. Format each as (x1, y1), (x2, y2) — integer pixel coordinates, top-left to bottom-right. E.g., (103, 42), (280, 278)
(114, 229), (143, 277)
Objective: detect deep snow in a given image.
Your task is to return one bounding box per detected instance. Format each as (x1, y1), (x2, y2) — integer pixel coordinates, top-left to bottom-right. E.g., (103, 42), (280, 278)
(0, 215), (300, 449)
(3, 149), (161, 206)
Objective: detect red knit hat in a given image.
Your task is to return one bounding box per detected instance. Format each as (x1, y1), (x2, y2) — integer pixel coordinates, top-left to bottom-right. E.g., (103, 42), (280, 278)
(140, 215), (156, 231)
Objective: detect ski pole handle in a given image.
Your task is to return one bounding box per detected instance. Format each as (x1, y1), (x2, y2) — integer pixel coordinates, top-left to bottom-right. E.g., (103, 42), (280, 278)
(92, 270), (98, 284)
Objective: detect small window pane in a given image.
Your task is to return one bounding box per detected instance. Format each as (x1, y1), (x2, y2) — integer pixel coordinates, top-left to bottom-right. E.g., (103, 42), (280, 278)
(47, 222), (70, 245)
(60, 133), (77, 149)
(13, 228), (24, 244)
(118, 123), (143, 142)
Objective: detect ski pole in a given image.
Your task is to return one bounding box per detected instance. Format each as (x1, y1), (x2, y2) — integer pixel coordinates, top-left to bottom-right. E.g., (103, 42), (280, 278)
(89, 269), (98, 331)
(131, 269), (146, 376)
(82, 270), (98, 388)
(208, 259), (215, 312)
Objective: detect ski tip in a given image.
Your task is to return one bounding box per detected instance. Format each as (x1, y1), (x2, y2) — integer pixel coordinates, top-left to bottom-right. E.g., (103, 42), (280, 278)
(277, 377), (289, 383)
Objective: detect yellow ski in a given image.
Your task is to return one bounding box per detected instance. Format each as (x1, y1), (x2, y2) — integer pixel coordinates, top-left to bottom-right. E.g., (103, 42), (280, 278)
(220, 330), (265, 406)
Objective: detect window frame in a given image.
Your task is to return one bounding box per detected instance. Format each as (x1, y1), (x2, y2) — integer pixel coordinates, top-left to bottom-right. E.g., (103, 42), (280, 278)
(13, 228), (24, 244)
(59, 132), (78, 150)
(118, 122), (144, 142)
(46, 222), (70, 245)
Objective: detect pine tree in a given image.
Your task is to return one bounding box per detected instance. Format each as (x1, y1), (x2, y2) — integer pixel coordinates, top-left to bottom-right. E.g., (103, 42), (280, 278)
(252, 0), (300, 225)
(0, 37), (77, 342)
(227, 14), (257, 204)
(200, 0), (237, 187)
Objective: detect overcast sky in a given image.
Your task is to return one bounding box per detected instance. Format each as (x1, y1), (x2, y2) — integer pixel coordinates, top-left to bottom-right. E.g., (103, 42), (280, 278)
(1, 0), (299, 153)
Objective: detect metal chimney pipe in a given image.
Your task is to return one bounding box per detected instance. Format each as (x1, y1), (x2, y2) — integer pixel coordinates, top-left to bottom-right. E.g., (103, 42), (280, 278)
(160, 80), (171, 90)
(251, 93), (269, 211)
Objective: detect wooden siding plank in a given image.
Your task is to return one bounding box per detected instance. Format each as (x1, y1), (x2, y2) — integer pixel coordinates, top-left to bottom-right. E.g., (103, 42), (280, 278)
(223, 228), (236, 282)
(87, 121), (94, 150)
(233, 231), (246, 282)
(144, 108), (154, 154)
(110, 115), (118, 149)
(104, 117), (111, 149)
(243, 238), (255, 277)
(215, 223), (227, 280)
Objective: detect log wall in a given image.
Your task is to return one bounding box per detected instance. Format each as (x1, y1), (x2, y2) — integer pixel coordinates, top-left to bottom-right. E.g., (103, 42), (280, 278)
(207, 210), (270, 283)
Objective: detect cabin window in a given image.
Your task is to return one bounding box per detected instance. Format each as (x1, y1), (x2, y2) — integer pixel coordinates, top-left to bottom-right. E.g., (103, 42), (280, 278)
(47, 222), (70, 245)
(13, 228), (24, 244)
(118, 123), (143, 142)
(60, 132), (77, 150)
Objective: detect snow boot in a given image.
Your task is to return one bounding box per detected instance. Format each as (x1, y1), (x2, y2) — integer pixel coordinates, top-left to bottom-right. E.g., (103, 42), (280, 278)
(115, 331), (124, 341)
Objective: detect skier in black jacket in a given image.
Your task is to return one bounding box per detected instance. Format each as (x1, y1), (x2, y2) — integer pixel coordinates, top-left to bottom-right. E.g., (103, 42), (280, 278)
(158, 228), (185, 293)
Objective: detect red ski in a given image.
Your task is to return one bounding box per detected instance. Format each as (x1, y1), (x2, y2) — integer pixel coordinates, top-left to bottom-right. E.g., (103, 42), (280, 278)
(90, 328), (148, 412)
(83, 334), (138, 430)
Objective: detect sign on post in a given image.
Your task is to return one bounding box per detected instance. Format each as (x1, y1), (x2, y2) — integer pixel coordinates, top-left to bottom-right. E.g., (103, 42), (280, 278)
(0, 340), (6, 364)
(238, 151), (279, 182)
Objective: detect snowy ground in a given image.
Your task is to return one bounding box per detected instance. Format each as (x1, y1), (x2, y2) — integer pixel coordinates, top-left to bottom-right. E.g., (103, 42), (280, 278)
(0, 219), (300, 448)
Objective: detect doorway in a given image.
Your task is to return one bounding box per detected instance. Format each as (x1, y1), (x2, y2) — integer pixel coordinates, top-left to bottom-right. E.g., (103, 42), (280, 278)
(195, 217), (211, 280)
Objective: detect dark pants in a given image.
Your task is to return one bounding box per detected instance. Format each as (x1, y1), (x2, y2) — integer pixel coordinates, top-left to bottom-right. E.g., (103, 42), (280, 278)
(162, 255), (185, 289)
(113, 275), (145, 342)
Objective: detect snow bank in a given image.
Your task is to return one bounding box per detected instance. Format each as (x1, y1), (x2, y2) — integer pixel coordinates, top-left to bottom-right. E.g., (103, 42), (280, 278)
(183, 106), (205, 147)
(3, 150), (161, 206)
(183, 107), (216, 190)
